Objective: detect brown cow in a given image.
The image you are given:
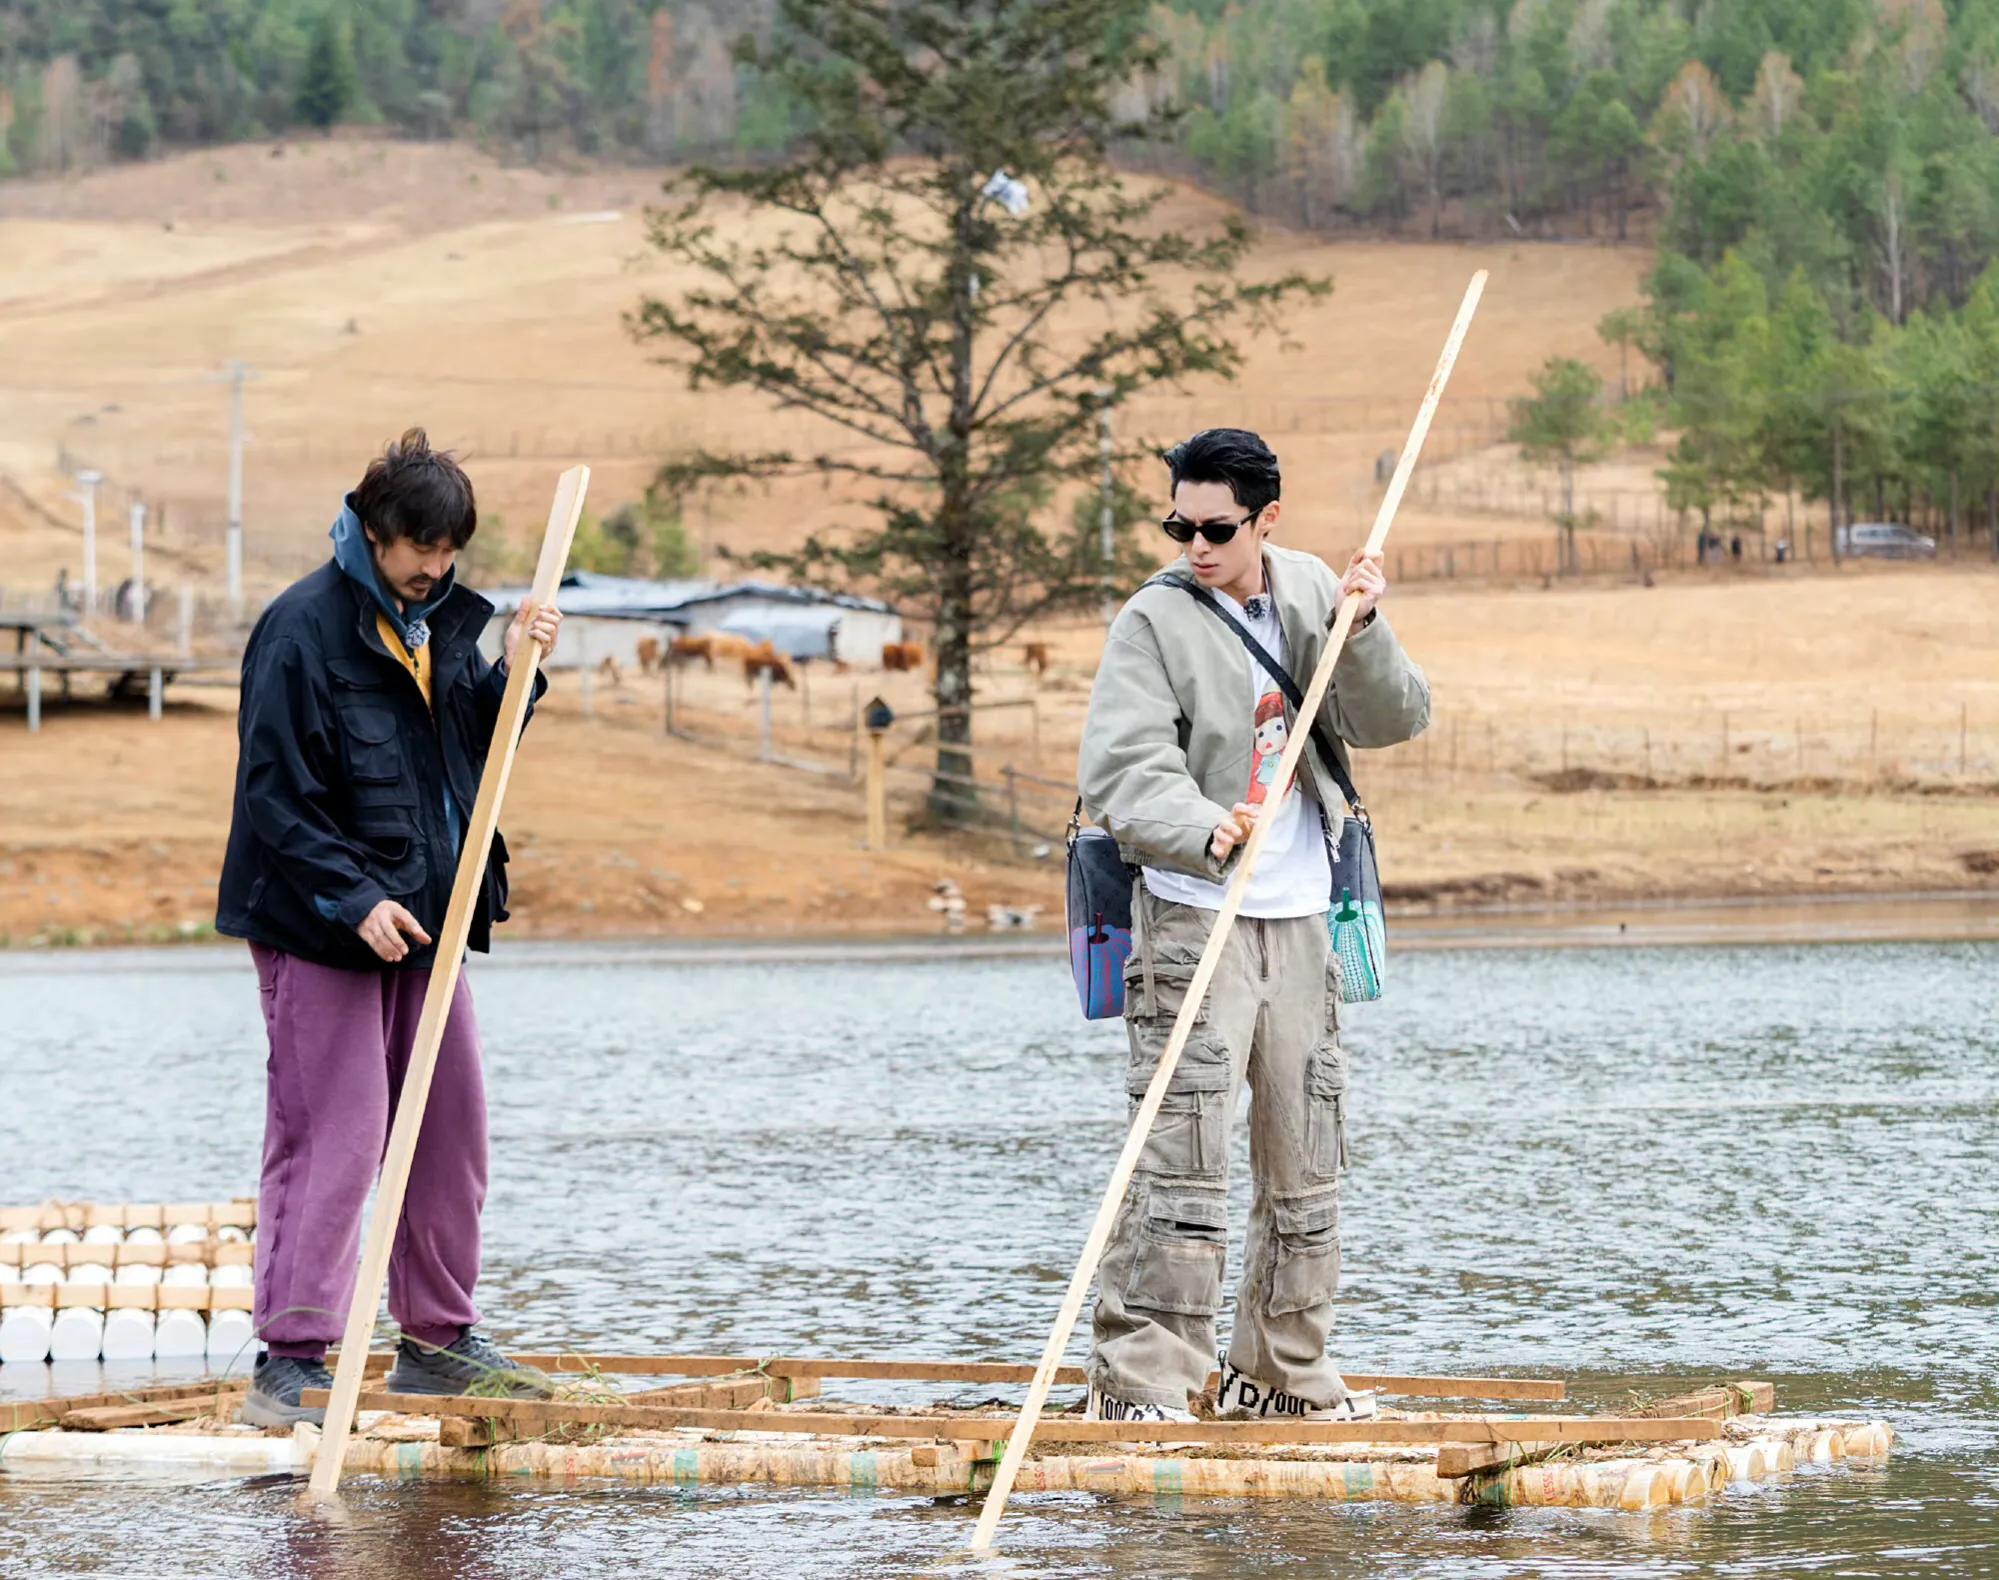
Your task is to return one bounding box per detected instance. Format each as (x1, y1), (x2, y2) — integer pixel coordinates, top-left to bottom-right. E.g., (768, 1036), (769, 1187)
(743, 640), (798, 691)
(882, 640), (925, 672)
(667, 635), (715, 669)
(635, 636), (662, 675)
(1021, 642), (1050, 678)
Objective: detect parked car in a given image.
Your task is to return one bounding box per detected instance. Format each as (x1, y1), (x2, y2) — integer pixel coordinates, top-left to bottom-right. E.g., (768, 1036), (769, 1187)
(1835, 521), (1937, 559)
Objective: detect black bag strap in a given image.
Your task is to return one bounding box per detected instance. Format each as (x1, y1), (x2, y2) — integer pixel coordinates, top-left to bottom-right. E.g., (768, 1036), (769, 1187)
(1148, 575), (1370, 826)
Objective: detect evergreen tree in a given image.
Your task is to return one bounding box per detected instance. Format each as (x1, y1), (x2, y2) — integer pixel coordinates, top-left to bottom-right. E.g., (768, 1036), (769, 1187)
(1510, 356), (1611, 572)
(631, 0), (1326, 818)
(296, 10), (359, 131)
(1511, 356), (1607, 572)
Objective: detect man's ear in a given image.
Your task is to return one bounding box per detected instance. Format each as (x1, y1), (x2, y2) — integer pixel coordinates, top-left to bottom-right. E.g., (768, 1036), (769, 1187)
(1258, 501), (1281, 537)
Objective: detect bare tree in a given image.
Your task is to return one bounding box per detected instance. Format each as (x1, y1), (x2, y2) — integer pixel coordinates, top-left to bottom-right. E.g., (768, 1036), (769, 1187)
(1749, 51), (1803, 141)
(1402, 61), (1450, 238)
(1878, 162), (1909, 325)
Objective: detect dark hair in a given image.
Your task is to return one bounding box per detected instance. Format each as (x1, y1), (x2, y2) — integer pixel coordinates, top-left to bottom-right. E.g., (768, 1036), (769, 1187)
(353, 427), (477, 549)
(1161, 427), (1281, 515)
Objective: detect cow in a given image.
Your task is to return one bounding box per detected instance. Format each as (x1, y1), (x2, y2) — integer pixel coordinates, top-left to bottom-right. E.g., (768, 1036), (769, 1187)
(635, 636), (662, 675)
(882, 641), (925, 672)
(1021, 641), (1050, 679)
(597, 655), (624, 688)
(667, 635), (715, 670)
(743, 640), (797, 691)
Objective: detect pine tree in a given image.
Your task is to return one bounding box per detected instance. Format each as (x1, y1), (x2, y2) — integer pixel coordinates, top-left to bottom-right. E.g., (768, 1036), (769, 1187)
(296, 10), (358, 131)
(632, 0), (1326, 819)
(1510, 357), (1610, 573)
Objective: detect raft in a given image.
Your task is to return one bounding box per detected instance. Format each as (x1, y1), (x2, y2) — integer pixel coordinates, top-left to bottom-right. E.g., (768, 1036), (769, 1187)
(0, 1353), (1896, 1511)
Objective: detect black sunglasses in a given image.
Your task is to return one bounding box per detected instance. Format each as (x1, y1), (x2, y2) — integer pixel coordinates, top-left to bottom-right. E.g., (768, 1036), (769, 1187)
(1161, 507), (1262, 546)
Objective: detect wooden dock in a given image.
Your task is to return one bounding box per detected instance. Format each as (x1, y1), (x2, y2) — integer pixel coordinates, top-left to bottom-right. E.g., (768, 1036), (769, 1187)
(1, 628), (234, 730)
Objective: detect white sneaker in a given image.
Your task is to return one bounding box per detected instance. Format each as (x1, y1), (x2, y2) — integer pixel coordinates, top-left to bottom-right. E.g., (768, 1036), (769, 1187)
(1085, 1384), (1200, 1448)
(1215, 1351), (1377, 1422)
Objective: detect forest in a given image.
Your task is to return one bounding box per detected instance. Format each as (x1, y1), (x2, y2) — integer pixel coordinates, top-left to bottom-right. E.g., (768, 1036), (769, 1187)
(4, 0), (1998, 542)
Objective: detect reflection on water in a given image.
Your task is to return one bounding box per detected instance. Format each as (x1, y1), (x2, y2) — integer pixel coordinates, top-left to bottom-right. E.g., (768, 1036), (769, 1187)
(1, 938), (1995, 1577)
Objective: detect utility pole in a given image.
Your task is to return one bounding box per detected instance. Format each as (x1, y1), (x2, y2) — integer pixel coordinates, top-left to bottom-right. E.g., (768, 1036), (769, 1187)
(1830, 400), (1844, 566)
(1096, 386), (1116, 631)
(128, 499), (147, 624)
(72, 469), (102, 613)
(225, 360), (252, 616)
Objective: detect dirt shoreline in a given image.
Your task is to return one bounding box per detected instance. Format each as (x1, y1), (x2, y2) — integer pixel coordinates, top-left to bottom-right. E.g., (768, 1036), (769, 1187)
(4, 889), (1991, 967)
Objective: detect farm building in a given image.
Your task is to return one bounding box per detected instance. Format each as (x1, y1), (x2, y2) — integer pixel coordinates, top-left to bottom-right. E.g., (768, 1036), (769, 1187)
(471, 572), (904, 672)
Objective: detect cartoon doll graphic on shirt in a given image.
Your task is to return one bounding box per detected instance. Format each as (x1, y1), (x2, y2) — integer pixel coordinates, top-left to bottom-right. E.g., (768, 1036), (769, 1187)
(1246, 690), (1292, 806)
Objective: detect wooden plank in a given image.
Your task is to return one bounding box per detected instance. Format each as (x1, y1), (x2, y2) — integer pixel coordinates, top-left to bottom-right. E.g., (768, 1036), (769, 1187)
(301, 1389), (1715, 1448)
(1439, 1382), (1775, 1474)
(0, 1379), (246, 1434)
(1435, 1440), (1559, 1479)
(325, 1349), (398, 1377)
(504, 1353), (1563, 1401)
(309, 464), (587, 1503)
(624, 1378), (779, 1409)
(1638, 1381), (1774, 1420)
(61, 1393), (245, 1431)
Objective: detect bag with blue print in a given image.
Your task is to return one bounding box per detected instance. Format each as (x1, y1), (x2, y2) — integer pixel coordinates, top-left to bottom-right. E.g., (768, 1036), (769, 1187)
(1065, 799), (1136, 1019)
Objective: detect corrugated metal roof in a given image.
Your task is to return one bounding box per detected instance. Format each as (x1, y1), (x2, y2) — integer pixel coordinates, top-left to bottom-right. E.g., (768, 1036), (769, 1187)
(473, 571), (895, 619)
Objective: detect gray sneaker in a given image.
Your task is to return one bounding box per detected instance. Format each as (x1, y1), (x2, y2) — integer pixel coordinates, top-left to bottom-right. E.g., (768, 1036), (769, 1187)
(239, 1353), (333, 1429)
(384, 1328), (556, 1398)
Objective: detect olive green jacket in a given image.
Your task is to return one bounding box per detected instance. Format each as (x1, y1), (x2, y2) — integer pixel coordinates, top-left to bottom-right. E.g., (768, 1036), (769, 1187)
(1078, 543), (1431, 882)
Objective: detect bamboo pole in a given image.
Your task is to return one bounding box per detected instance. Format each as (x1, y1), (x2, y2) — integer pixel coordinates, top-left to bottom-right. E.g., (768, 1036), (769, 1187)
(306, 465), (589, 1503)
(969, 270), (1488, 1553)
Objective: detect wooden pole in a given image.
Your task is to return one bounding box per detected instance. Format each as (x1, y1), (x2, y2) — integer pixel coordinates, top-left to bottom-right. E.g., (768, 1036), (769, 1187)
(969, 270), (1487, 1553)
(759, 668), (774, 763)
(307, 465), (588, 1503)
(866, 731), (888, 849)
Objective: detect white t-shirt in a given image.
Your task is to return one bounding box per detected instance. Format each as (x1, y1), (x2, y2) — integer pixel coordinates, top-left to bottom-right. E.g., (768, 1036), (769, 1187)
(1142, 588), (1333, 919)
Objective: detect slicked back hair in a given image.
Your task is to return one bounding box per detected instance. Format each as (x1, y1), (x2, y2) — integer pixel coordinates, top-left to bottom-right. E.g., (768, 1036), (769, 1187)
(1161, 427), (1281, 516)
(353, 427), (478, 549)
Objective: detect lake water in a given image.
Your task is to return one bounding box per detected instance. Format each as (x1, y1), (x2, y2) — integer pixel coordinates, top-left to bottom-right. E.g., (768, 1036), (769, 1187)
(1, 936), (1994, 1577)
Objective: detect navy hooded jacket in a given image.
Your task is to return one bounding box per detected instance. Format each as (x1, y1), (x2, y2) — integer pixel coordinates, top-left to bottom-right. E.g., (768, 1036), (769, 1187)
(215, 515), (546, 971)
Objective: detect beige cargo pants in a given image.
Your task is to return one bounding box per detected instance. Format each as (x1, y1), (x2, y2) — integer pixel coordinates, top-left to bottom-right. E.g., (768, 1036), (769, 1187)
(1087, 883), (1353, 1411)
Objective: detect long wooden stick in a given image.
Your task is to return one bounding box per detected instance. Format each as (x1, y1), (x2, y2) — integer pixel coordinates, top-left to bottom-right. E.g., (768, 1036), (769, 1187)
(307, 465), (589, 1502)
(970, 272), (1488, 1551)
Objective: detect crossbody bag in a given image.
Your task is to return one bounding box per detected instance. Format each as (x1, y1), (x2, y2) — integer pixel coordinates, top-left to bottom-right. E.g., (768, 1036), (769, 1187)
(1163, 578), (1388, 1002)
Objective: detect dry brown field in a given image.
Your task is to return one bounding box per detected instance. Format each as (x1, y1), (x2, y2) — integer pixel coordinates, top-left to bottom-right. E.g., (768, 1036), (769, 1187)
(3, 136), (1993, 947)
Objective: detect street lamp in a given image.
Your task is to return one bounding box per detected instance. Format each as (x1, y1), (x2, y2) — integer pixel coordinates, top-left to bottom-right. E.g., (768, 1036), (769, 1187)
(70, 469), (103, 614)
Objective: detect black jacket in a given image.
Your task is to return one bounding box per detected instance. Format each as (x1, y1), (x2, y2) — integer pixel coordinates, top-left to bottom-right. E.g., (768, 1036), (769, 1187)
(215, 560), (545, 971)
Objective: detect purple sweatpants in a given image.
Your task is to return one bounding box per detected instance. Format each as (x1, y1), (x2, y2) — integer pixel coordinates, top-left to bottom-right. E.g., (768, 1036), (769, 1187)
(250, 943), (487, 1359)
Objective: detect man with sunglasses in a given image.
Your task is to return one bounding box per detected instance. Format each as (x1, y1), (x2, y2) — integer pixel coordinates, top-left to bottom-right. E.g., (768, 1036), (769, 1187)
(1077, 426), (1431, 1429)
